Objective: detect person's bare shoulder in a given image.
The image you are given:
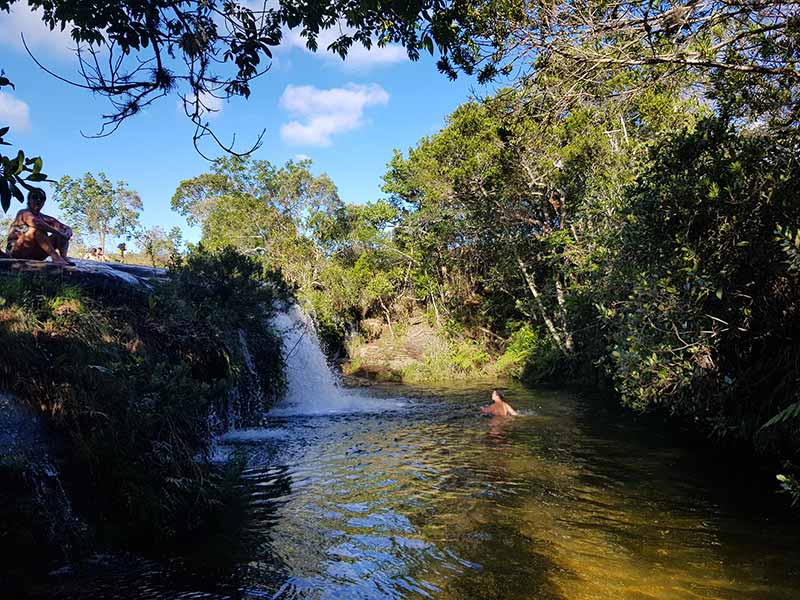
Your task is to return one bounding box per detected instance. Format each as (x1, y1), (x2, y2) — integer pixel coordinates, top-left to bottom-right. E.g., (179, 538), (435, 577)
(15, 209), (35, 226)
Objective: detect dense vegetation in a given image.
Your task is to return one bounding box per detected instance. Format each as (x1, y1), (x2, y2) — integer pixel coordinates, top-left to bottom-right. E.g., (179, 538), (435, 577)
(386, 99), (800, 502)
(1, 1), (798, 508)
(165, 31), (799, 506)
(0, 248), (291, 572)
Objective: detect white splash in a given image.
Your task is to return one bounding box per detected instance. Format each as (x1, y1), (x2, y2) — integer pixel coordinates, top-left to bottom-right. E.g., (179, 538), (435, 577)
(268, 304), (407, 416)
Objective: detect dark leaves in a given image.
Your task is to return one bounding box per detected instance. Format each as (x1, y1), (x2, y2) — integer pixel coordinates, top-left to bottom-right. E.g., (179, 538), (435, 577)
(0, 179), (10, 212)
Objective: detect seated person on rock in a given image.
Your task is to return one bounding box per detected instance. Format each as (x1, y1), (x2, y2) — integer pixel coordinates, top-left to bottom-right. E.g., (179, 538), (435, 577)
(82, 247), (109, 261)
(481, 389), (519, 417)
(6, 189), (73, 265)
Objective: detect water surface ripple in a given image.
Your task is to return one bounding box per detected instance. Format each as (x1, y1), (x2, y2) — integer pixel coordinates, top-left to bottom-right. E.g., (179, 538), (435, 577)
(39, 385), (800, 599)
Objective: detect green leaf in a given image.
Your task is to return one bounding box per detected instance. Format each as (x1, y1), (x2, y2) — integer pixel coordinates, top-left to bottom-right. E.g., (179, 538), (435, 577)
(32, 157), (43, 175)
(760, 401), (800, 430)
(26, 173), (47, 182)
(13, 150), (24, 175)
(0, 179), (11, 213)
(9, 181), (23, 204)
(0, 126), (8, 138)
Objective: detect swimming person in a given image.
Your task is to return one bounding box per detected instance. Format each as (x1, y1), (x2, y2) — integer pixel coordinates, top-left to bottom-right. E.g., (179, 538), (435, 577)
(481, 389), (519, 417)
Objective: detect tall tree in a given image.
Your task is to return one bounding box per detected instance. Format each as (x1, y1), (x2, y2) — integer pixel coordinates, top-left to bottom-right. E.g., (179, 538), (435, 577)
(54, 172), (143, 253)
(172, 156), (342, 287)
(137, 225), (183, 267)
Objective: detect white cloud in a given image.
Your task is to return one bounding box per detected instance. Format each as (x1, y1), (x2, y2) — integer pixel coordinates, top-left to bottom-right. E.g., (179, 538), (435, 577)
(0, 5), (74, 58)
(0, 92), (31, 131)
(294, 154), (310, 161)
(286, 26), (407, 70)
(279, 83), (389, 146)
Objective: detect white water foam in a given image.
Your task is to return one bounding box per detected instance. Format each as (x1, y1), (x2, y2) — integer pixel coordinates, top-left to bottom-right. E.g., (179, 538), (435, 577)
(268, 304), (408, 417)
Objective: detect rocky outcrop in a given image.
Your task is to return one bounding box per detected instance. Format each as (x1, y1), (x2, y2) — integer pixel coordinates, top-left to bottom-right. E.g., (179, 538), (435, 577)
(0, 258), (168, 293)
(345, 315), (448, 381)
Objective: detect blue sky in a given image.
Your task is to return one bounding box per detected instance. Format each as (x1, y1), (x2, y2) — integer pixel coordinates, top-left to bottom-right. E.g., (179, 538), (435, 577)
(0, 5), (487, 247)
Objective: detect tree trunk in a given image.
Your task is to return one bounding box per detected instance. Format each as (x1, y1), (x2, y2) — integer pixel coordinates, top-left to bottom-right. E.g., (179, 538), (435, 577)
(516, 255), (570, 357)
(554, 275), (575, 353)
(99, 230), (106, 255)
(430, 293), (442, 329)
(379, 297), (395, 338)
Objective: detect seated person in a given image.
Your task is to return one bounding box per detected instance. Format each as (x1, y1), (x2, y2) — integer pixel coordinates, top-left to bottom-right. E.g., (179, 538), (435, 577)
(481, 389), (519, 417)
(6, 189), (73, 265)
(82, 247), (109, 261)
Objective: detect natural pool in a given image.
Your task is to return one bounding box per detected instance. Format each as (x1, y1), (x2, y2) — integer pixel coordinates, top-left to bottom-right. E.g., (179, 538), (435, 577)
(36, 383), (800, 599)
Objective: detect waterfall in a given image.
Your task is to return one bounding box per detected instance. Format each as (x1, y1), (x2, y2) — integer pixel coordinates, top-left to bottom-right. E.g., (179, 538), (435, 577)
(267, 304), (407, 417)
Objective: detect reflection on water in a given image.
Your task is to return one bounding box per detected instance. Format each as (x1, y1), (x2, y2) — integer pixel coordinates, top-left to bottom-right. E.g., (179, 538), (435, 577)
(36, 385), (800, 599)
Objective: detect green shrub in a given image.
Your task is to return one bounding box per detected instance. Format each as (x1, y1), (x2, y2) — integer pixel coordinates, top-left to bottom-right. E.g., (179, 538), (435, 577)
(495, 325), (538, 378)
(0, 247), (291, 553)
(401, 337), (493, 383)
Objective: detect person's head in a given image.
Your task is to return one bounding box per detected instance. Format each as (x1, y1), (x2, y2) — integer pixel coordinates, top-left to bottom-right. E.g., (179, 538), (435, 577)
(492, 389), (504, 403)
(27, 189), (46, 213)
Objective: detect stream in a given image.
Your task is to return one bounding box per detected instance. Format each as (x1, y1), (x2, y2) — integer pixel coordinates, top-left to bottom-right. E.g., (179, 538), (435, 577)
(35, 383), (800, 599)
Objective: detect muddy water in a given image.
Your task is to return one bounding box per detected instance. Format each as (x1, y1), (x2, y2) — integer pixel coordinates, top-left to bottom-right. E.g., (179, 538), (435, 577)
(37, 384), (800, 599)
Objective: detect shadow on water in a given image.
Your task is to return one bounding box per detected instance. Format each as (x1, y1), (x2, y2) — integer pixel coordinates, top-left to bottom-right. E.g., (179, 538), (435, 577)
(30, 465), (297, 599)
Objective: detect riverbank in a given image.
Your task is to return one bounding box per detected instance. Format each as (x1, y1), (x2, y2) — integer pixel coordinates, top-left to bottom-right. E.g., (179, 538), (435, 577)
(342, 314), (516, 383)
(0, 249), (290, 588)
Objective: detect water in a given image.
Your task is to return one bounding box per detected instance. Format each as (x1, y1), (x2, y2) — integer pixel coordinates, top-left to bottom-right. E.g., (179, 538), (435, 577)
(35, 384), (800, 599)
(266, 305), (407, 417)
(30, 309), (800, 599)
